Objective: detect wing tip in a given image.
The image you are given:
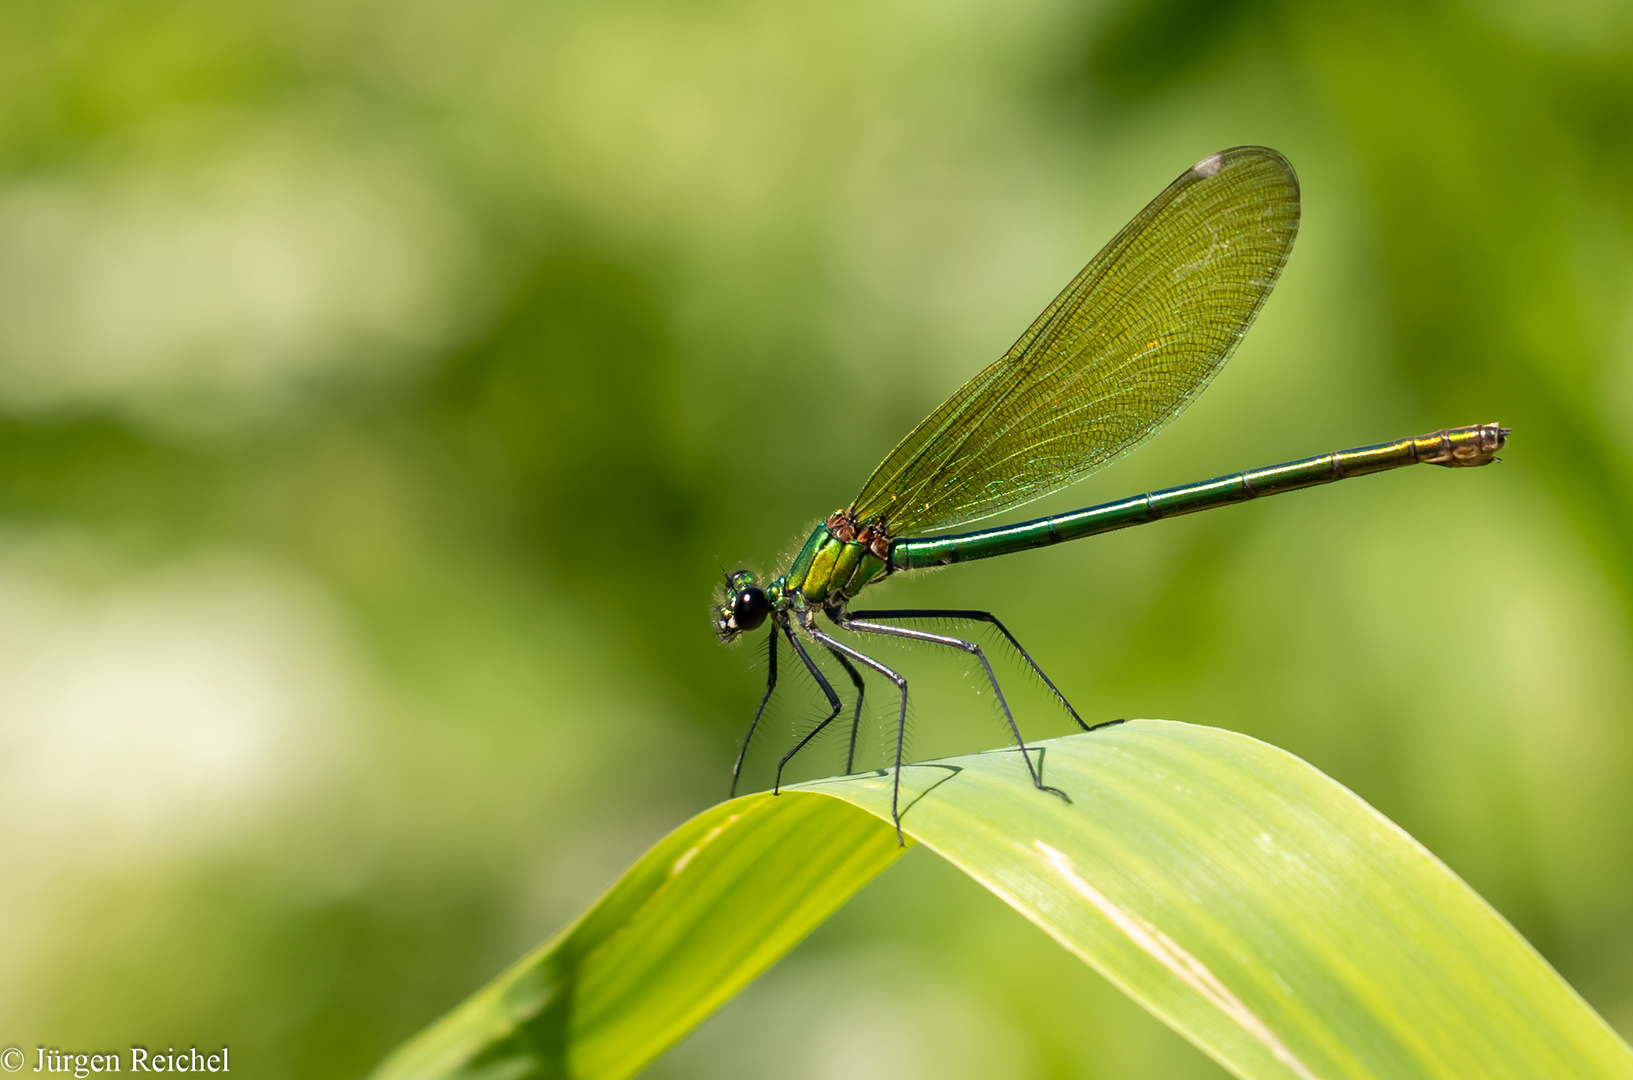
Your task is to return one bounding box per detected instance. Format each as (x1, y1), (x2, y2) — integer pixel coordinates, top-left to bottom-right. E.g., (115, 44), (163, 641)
(1191, 151), (1225, 178)
(1194, 145), (1298, 190)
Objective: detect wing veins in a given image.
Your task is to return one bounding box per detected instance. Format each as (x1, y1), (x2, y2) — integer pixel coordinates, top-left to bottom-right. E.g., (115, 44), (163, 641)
(850, 147), (1299, 536)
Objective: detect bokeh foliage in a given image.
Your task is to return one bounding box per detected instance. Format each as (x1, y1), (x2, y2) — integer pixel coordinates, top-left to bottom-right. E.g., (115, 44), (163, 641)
(2, 0), (1632, 1076)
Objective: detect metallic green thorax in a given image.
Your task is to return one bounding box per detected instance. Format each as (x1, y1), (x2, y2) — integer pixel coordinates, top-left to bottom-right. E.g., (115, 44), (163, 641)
(775, 510), (890, 611)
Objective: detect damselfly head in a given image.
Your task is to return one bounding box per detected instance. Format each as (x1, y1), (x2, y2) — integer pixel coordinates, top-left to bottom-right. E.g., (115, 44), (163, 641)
(715, 569), (769, 642)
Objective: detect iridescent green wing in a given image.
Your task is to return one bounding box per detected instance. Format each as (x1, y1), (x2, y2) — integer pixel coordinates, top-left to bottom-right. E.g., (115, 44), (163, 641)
(852, 146), (1300, 536)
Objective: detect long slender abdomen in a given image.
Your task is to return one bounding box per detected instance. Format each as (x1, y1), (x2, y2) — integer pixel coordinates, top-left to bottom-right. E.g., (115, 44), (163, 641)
(890, 423), (1508, 571)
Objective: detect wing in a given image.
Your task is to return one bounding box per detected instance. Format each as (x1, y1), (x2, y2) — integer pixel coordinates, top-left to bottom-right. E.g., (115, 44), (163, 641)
(851, 146), (1300, 536)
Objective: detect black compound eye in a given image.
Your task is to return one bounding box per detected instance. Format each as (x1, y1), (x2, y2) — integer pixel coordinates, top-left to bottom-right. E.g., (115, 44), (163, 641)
(733, 587), (769, 632)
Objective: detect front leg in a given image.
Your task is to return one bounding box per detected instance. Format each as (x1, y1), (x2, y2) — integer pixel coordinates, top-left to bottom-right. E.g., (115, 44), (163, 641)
(731, 626), (779, 798)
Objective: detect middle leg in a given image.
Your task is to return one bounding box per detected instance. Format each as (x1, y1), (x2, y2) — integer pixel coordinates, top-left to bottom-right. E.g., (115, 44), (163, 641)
(772, 620), (846, 795)
(823, 645), (868, 774)
(804, 624), (911, 844)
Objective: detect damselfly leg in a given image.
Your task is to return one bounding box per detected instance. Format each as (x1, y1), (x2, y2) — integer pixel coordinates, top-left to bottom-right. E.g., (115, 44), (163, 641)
(847, 608), (1091, 732)
(804, 624), (912, 844)
(839, 615), (1068, 805)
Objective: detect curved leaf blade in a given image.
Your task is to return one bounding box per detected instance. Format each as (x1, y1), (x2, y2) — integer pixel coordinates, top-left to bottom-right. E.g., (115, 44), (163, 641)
(373, 721), (1633, 1080)
(370, 793), (905, 1080)
(799, 720), (1633, 1079)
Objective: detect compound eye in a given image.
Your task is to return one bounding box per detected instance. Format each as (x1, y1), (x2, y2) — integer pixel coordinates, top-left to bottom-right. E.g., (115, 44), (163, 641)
(733, 586), (770, 632)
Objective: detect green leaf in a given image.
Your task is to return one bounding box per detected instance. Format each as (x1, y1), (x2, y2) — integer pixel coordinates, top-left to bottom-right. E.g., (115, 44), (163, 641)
(372, 721), (1633, 1080)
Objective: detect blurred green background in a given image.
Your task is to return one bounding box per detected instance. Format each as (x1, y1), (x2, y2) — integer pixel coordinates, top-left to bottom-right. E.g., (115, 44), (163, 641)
(3, 0), (1632, 1075)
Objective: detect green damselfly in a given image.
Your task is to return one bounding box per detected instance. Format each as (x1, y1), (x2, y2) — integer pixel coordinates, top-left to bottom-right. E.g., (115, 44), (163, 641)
(716, 146), (1507, 839)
